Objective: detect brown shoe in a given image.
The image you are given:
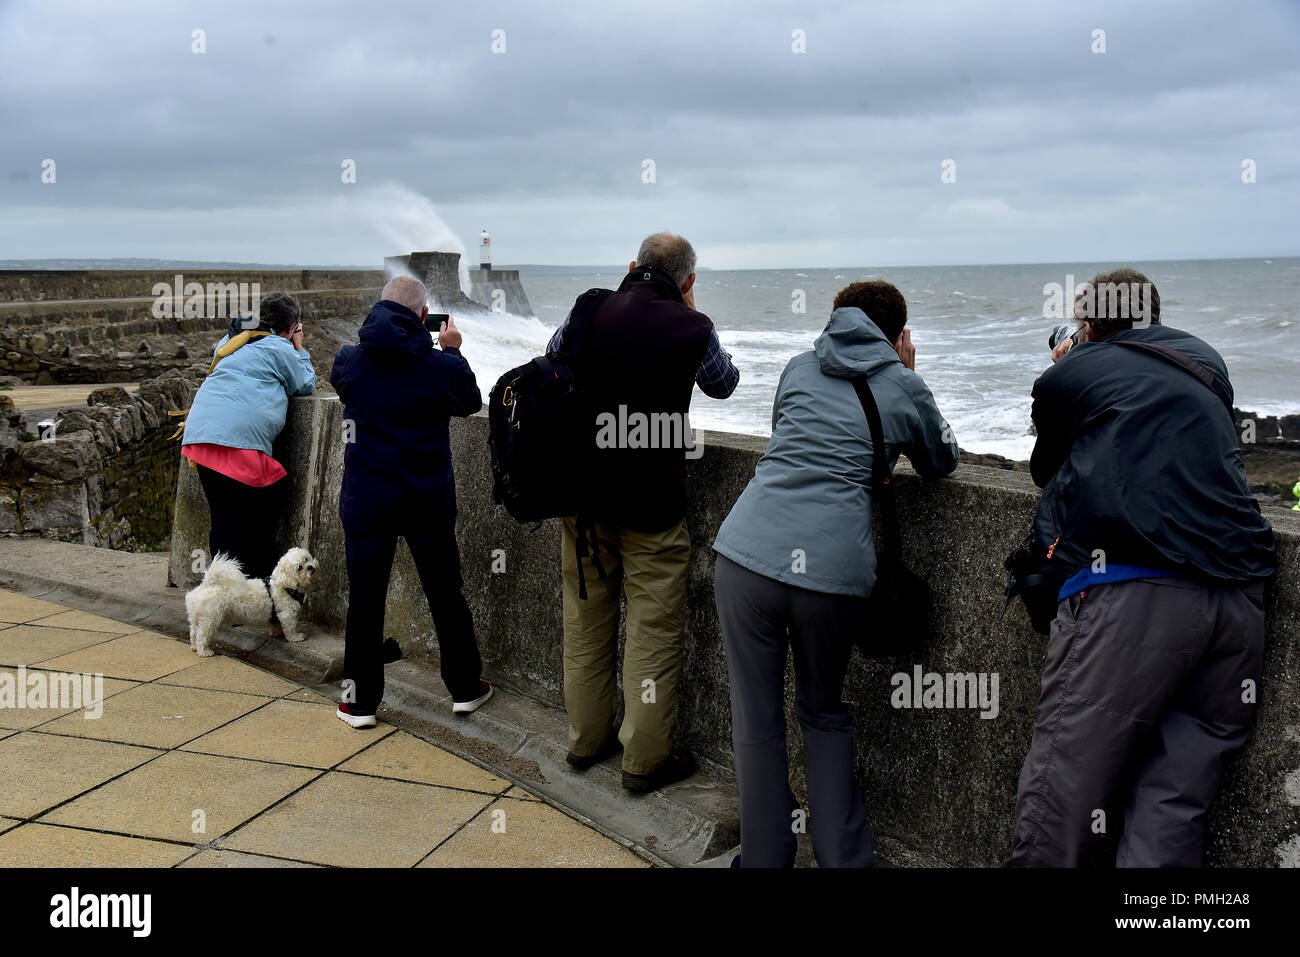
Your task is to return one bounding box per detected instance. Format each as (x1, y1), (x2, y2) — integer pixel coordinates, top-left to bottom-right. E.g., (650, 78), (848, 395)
(621, 748), (697, 793)
(566, 732), (622, 771)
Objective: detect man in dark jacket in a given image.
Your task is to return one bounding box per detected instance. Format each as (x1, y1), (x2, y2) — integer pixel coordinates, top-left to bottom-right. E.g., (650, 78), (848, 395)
(330, 276), (491, 728)
(547, 233), (739, 791)
(1006, 268), (1275, 867)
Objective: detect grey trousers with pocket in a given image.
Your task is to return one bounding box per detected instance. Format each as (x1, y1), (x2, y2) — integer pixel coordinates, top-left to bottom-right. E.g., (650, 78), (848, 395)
(714, 554), (875, 868)
(1006, 576), (1265, 867)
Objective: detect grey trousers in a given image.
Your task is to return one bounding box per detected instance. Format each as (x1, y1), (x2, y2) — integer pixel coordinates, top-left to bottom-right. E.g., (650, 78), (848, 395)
(1006, 577), (1265, 867)
(714, 554), (874, 868)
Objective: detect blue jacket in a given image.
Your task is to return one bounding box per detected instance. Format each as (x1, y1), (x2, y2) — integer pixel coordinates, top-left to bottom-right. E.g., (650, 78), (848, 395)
(182, 333), (316, 455)
(330, 300), (482, 523)
(713, 307), (958, 596)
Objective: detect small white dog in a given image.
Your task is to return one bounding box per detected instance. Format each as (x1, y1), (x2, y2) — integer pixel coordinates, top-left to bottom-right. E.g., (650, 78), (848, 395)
(185, 547), (319, 657)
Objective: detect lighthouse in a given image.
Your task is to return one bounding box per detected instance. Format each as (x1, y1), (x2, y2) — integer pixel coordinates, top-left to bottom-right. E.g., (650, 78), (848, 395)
(479, 229), (491, 270)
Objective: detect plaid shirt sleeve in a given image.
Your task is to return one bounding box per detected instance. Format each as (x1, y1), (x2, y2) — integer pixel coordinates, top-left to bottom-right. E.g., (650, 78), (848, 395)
(696, 327), (739, 398)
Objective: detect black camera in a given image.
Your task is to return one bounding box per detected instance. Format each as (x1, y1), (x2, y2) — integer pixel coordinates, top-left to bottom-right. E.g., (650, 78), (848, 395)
(1048, 324), (1084, 351)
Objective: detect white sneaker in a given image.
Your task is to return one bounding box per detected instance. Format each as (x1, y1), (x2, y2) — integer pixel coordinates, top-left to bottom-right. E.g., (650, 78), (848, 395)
(452, 681), (493, 714)
(336, 704), (377, 729)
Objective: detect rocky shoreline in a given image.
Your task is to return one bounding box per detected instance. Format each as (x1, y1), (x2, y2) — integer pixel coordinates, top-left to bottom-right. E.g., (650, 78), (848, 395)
(959, 407), (1300, 509)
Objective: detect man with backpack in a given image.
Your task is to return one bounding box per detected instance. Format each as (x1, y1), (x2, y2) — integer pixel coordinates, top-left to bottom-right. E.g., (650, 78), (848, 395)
(1005, 268), (1275, 866)
(546, 233), (738, 792)
(330, 276), (492, 729)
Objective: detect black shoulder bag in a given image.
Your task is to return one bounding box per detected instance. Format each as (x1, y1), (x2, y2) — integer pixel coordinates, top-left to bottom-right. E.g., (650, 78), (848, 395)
(850, 377), (933, 659)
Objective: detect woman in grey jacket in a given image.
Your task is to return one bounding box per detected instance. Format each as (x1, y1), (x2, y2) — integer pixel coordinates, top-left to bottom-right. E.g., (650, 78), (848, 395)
(713, 281), (958, 868)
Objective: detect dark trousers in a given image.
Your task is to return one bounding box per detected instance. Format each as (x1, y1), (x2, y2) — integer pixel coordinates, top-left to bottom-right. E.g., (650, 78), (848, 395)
(197, 464), (287, 582)
(342, 506), (482, 714)
(1006, 577), (1265, 867)
(714, 554), (874, 868)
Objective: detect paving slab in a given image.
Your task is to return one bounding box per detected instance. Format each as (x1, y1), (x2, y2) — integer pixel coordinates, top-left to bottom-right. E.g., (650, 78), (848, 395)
(180, 697), (392, 768)
(38, 682), (270, 749)
(27, 608), (141, 634)
(40, 749), (319, 844)
(0, 666), (137, 730)
(420, 796), (648, 868)
(0, 823), (191, 867)
(36, 630), (200, 682)
(224, 771), (494, 867)
(0, 732), (159, 817)
(0, 593), (68, 624)
(178, 849), (320, 868)
(0, 624), (118, 667)
(157, 655), (300, 698)
(338, 730), (511, 794)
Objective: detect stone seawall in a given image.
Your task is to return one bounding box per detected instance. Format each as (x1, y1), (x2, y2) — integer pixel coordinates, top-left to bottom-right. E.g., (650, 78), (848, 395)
(3, 369), (202, 549)
(1, 286), (382, 385)
(168, 396), (1300, 866)
(0, 269), (385, 303)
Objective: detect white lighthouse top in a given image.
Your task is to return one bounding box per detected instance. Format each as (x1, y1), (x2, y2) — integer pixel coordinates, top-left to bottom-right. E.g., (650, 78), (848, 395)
(479, 229), (491, 268)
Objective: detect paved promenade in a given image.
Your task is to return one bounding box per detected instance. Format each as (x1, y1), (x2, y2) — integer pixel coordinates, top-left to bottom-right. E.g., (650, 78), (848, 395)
(0, 589), (646, 868)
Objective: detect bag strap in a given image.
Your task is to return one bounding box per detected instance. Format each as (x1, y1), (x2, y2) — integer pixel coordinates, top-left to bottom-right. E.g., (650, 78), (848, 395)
(1110, 339), (1233, 418)
(552, 288), (614, 367)
(850, 377), (902, 565)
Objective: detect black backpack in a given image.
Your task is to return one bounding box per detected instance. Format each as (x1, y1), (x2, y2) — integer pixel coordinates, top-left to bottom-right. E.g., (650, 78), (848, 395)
(488, 287), (611, 520)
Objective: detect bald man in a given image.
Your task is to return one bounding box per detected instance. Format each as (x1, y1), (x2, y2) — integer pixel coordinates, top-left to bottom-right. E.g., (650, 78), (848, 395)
(330, 277), (491, 727)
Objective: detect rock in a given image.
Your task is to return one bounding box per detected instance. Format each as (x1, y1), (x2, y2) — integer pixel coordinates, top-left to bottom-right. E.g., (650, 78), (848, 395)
(34, 371), (55, 385)
(18, 429), (100, 482)
(87, 385), (132, 407)
(0, 375), (23, 387)
(18, 482), (89, 530)
(0, 487), (17, 532)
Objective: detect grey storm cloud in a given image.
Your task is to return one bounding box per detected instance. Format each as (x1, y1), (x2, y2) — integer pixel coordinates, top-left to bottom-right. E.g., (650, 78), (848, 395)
(1, 0), (1298, 267)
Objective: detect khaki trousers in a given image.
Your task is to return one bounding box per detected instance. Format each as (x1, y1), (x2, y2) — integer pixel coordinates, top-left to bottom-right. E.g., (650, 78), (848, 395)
(561, 516), (690, 774)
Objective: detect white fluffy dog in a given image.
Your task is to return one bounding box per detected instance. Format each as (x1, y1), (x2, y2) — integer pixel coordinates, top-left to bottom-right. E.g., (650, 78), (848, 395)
(185, 547), (318, 657)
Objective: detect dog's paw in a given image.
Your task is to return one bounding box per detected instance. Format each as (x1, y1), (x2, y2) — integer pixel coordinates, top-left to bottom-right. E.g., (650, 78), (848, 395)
(196, 647), (215, 658)
(289, 632), (307, 643)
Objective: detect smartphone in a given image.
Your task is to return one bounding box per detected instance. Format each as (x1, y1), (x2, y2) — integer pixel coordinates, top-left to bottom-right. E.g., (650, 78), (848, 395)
(424, 313), (450, 333)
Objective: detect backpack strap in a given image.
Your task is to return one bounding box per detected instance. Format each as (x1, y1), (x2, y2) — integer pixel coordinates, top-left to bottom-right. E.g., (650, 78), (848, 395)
(556, 287), (614, 600)
(1110, 338), (1234, 418)
(553, 288), (614, 367)
(850, 377), (903, 566)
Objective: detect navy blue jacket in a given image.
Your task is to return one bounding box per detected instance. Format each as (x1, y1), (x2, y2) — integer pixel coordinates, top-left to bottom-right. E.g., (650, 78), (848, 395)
(1030, 323), (1274, 583)
(331, 300), (482, 524)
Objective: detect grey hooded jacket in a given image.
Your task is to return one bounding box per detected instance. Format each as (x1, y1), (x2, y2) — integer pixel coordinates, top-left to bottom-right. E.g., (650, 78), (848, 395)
(713, 307), (959, 597)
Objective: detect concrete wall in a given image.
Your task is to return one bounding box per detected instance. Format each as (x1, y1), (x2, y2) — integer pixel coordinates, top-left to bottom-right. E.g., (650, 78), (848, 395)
(467, 268), (535, 318)
(169, 396), (1300, 866)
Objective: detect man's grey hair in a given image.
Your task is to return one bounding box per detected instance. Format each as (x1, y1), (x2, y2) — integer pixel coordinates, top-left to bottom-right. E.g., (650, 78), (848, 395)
(382, 276), (428, 314)
(635, 233), (696, 286)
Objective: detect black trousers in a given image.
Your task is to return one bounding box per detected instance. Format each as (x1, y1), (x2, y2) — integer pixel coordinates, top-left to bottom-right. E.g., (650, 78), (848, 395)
(1006, 577), (1265, 867)
(196, 464), (287, 582)
(342, 506), (483, 714)
(714, 554), (874, 868)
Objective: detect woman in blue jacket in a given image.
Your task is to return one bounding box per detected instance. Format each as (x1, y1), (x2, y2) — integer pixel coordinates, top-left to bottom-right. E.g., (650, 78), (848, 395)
(713, 281), (958, 868)
(181, 292), (316, 582)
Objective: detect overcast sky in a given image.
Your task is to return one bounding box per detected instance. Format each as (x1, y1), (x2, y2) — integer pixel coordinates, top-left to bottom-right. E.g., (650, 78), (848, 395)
(2, 0), (1298, 269)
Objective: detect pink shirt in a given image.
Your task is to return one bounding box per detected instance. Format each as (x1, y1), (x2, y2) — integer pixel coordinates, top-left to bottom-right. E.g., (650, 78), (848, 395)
(183, 443), (287, 487)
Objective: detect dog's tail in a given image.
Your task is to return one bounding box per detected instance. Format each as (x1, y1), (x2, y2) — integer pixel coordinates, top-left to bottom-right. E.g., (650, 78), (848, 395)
(201, 553), (248, 591)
